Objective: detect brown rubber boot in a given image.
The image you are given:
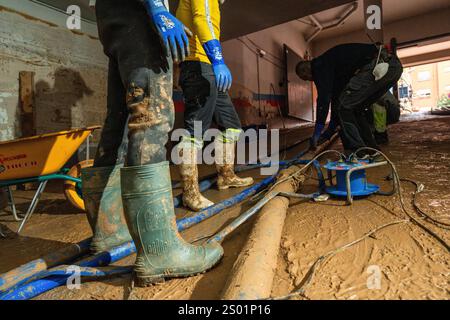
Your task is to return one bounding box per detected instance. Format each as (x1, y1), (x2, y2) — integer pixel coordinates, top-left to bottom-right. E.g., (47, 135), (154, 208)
(215, 139), (254, 190)
(177, 142), (214, 211)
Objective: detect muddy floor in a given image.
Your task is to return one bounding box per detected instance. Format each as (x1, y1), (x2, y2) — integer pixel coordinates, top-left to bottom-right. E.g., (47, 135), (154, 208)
(272, 117), (450, 300)
(1, 118), (449, 300)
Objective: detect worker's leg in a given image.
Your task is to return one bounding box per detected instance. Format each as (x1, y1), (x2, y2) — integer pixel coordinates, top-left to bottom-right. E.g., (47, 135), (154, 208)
(94, 0), (223, 284)
(81, 59), (131, 253)
(214, 90), (254, 189)
(385, 98), (401, 125)
(318, 99), (340, 144)
(338, 54), (403, 152)
(94, 59), (128, 168)
(372, 102), (389, 144)
(177, 61), (216, 211)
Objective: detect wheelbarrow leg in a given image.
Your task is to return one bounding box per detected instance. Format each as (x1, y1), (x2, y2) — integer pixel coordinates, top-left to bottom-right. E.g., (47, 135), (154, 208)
(7, 186), (22, 222)
(17, 181), (48, 234)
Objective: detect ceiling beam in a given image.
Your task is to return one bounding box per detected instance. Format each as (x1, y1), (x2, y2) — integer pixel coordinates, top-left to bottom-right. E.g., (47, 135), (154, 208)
(169, 0), (355, 41)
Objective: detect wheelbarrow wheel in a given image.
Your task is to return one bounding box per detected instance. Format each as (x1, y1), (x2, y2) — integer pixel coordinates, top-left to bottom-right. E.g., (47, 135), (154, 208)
(64, 159), (93, 211)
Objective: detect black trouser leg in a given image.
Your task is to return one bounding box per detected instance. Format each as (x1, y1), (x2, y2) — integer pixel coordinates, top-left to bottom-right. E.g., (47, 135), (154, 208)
(95, 0), (174, 166)
(338, 55), (403, 151)
(180, 61), (241, 139)
(94, 59), (128, 167)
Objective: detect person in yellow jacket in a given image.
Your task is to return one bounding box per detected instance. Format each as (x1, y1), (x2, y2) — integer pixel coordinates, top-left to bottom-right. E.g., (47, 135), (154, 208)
(175, 0), (254, 212)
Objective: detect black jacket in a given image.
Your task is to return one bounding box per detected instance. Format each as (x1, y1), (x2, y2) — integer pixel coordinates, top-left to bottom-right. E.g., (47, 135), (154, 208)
(312, 43), (378, 124)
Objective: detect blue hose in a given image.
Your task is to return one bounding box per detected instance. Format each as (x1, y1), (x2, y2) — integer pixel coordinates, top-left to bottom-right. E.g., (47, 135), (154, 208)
(177, 174), (277, 231)
(2, 145), (319, 299)
(0, 241), (136, 300)
(0, 265), (132, 295)
(0, 237), (91, 292)
(0, 174), (277, 299)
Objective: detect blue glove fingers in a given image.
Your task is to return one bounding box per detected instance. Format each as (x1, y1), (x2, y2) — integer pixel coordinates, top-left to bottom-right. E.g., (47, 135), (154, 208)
(224, 75), (230, 92)
(227, 73), (232, 91)
(175, 33), (186, 61)
(168, 35), (179, 62)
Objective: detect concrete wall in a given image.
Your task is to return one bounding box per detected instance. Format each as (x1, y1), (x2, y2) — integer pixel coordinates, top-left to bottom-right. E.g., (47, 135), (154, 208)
(0, 6), (107, 147)
(0, 2), (311, 155)
(222, 21), (310, 128)
(312, 8), (450, 56)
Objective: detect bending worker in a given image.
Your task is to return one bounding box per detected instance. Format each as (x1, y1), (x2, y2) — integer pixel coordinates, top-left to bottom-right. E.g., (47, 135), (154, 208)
(296, 43), (403, 153)
(175, 0), (254, 212)
(82, 0), (223, 286)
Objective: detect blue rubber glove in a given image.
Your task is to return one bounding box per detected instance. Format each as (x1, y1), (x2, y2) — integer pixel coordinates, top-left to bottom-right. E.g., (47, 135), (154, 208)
(203, 39), (232, 92)
(310, 123), (325, 149)
(143, 0), (191, 62)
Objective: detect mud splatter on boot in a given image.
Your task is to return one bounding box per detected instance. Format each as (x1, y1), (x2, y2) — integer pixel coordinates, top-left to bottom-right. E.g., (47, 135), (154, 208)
(177, 142), (214, 211)
(81, 165), (132, 253)
(215, 139), (254, 190)
(121, 162), (223, 286)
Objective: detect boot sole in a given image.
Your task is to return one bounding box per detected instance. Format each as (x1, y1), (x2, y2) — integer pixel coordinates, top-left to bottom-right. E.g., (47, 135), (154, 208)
(182, 200), (214, 212)
(217, 182), (254, 190)
(134, 257), (223, 287)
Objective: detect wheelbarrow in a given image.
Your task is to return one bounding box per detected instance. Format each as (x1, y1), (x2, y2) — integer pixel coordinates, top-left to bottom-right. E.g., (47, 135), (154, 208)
(0, 126), (100, 233)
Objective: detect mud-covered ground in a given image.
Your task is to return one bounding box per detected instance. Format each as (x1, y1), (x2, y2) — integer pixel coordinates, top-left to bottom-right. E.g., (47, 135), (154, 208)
(1, 118), (449, 300)
(272, 117), (450, 300)
(0, 126), (312, 300)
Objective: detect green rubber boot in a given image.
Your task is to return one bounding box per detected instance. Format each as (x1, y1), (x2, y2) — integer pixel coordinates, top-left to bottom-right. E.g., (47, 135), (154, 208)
(121, 162), (224, 286)
(81, 165), (132, 253)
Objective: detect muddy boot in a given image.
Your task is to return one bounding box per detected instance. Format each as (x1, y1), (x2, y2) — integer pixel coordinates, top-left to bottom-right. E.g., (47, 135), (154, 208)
(121, 162), (223, 286)
(215, 139), (254, 190)
(81, 165), (132, 253)
(176, 142), (214, 211)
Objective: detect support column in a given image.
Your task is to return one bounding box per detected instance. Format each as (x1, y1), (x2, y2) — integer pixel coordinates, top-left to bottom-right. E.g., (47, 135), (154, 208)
(364, 0), (384, 44)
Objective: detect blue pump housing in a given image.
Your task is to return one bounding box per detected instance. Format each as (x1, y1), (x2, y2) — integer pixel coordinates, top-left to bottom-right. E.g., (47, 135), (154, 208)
(323, 160), (380, 197)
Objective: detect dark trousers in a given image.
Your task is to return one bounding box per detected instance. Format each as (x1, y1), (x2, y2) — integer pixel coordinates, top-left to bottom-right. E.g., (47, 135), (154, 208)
(94, 0), (174, 167)
(179, 61), (241, 139)
(337, 54), (403, 151)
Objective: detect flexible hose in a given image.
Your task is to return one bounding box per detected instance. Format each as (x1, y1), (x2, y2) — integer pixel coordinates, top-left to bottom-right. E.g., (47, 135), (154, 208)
(1, 142), (319, 298)
(0, 241), (136, 300)
(351, 147), (450, 252)
(0, 238), (91, 292)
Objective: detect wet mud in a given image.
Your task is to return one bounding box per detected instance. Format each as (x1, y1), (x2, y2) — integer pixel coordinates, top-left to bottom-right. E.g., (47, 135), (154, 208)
(1, 120), (448, 299)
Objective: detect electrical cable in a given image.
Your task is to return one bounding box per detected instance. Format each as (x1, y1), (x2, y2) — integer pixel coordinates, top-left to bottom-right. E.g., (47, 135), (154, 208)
(267, 219), (409, 300)
(400, 178), (450, 228)
(266, 147), (449, 300)
(350, 147), (450, 251)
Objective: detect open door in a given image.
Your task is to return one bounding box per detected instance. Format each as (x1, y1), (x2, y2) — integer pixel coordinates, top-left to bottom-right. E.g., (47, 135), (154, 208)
(284, 44), (314, 122)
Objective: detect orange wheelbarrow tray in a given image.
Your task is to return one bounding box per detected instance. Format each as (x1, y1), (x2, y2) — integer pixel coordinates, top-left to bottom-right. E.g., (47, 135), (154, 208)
(0, 126), (100, 234)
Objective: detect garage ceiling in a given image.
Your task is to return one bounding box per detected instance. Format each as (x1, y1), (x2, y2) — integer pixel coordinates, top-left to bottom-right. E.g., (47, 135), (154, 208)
(310, 0), (450, 41)
(33, 0), (355, 40)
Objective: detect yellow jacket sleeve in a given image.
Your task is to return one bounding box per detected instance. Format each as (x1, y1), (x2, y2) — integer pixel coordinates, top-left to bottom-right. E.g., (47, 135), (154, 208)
(190, 0), (220, 44)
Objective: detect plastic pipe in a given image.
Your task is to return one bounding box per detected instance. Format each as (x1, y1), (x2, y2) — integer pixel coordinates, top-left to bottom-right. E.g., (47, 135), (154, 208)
(0, 237), (91, 292)
(0, 241), (136, 300)
(1, 265), (132, 295)
(208, 191), (319, 244)
(177, 174), (277, 232)
(0, 153), (318, 294)
(2, 144), (316, 297)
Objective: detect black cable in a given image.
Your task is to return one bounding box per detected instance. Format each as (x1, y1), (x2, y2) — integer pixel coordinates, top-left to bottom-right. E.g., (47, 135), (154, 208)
(351, 147), (450, 252)
(400, 178), (450, 228)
